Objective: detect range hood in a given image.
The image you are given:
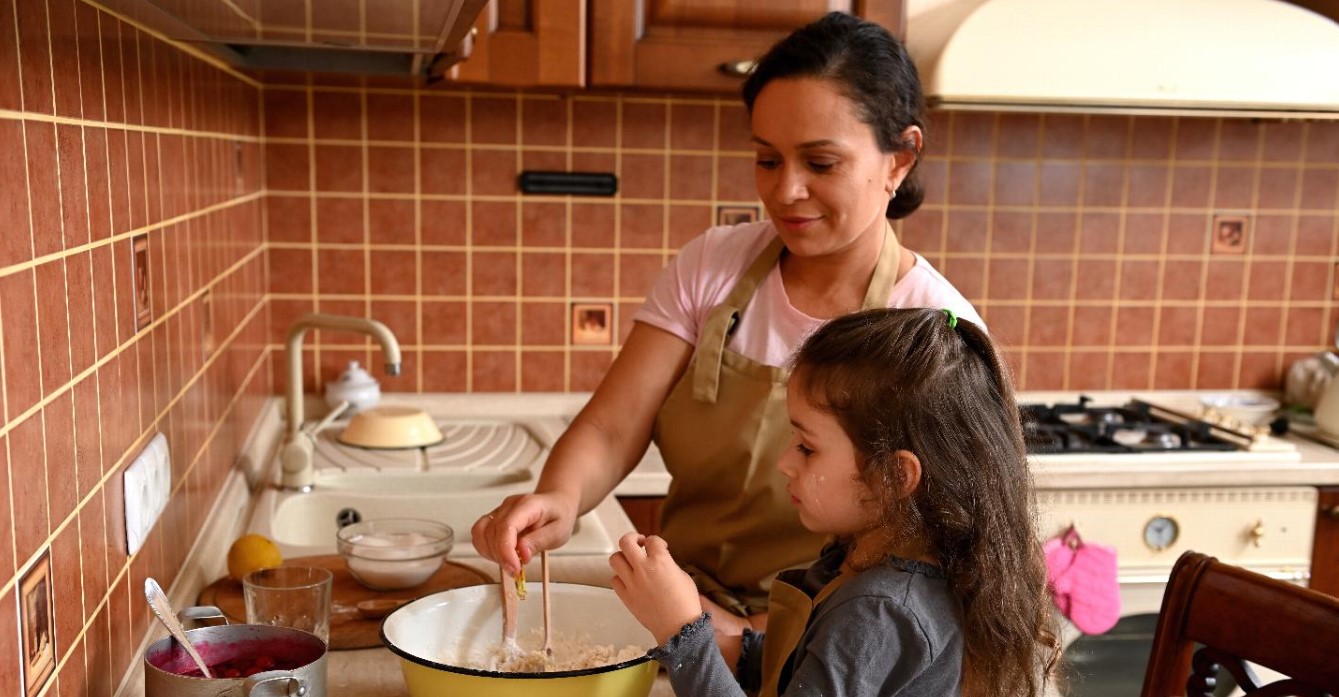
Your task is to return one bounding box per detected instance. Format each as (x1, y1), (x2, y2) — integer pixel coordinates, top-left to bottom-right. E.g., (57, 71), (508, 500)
(100, 0), (487, 78)
(906, 0), (1339, 118)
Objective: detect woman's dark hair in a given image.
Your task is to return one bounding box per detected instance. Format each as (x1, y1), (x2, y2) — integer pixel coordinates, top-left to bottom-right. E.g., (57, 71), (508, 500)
(791, 308), (1060, 697)
(742, 12), (927, 219)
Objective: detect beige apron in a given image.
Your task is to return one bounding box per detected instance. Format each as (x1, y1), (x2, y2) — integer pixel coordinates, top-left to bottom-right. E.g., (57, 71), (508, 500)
(758, 571), (854, 697)
(653, 224), (902, 614)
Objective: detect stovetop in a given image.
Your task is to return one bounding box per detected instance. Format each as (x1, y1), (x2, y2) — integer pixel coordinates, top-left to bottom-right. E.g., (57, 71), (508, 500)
(1020, 396), (1240, 455)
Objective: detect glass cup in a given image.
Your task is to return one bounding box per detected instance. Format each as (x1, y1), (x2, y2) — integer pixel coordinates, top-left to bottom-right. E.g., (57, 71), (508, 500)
(242, 566), (333, 643)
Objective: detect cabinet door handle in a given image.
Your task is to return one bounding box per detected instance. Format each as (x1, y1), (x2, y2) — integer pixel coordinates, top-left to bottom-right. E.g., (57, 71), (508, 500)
(1323, 504), (1339, 520)
(717, 60), (756, 77)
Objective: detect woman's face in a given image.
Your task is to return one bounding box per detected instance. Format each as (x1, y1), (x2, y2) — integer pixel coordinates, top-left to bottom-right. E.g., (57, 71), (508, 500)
(778, 378), (882, 538)
(750, 77), (910, 258)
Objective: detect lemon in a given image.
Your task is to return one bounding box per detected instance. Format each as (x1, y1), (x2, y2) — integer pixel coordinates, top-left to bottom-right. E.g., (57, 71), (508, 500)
(227, 534), (283, 581)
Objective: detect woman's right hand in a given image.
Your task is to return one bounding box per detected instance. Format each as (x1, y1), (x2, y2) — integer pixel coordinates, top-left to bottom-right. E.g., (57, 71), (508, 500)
(471, 491), (580, 575)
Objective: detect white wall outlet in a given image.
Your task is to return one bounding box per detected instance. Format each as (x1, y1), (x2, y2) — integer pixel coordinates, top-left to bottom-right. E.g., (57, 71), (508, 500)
(124, 433), (171, 555)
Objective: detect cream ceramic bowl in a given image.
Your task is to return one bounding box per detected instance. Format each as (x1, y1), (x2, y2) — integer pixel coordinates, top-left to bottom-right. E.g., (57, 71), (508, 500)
(1200, 394), (1281, 426)
(381, 583), (658, 697)
(337, 406), (444, 449)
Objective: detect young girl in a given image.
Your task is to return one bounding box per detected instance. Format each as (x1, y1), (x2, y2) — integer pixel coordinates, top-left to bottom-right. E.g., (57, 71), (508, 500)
(610, 307), (1059, 697)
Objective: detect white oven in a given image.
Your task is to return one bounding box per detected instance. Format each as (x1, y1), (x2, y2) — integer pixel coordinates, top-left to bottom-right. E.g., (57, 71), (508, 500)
(1025, 393), (1317, 697)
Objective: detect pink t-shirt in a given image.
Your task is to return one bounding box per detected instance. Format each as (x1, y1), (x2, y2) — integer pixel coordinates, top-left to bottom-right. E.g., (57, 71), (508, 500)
(634, 221), (985, 368)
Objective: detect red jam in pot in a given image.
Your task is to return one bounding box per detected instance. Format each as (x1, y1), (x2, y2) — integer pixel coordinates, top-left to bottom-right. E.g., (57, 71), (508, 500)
(178, 654), (308, 678)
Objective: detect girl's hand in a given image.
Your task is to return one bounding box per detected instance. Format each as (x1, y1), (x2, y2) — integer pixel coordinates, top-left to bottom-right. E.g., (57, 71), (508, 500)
(609, 533), (703, 645)
(471, 491), (580, 575)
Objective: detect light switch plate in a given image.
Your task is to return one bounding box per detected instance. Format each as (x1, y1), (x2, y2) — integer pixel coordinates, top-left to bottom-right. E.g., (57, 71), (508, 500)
(124, 433), (171, 555)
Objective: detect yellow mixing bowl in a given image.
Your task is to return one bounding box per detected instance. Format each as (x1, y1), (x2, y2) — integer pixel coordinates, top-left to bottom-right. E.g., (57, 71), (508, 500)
(381, 583), (658, 697)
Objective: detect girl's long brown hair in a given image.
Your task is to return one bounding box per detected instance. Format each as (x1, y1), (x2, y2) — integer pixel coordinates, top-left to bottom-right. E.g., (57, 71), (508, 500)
(792, 307), (1060, 697)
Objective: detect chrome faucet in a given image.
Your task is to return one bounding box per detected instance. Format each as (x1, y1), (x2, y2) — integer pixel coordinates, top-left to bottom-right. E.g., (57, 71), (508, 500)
(281, 313), (401, 491)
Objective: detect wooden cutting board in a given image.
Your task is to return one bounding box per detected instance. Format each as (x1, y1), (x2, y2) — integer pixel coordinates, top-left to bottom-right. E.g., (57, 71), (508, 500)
(197, 554), (492, 650)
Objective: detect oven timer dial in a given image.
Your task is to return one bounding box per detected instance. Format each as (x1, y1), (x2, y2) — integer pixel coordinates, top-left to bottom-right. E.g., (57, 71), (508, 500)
(1143, 515), (1180, 552)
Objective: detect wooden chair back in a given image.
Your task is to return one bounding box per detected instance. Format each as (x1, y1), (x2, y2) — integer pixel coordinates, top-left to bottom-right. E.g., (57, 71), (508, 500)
(1140, 551), (1339, 697)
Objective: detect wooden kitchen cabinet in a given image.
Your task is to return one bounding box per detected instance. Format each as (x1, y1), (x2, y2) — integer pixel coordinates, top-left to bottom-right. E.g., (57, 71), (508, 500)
(618, 496), (665, 536)
(447, 0), (585, 88)
(1312, 486), (1339, 597)
(590, 0), (905, 92)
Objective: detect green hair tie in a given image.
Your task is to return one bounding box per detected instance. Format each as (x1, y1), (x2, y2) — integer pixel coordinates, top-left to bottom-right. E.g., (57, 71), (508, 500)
(942, 308), (958, 329)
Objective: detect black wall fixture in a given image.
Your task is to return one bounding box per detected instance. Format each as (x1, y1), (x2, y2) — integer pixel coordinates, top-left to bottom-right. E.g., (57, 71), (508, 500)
(517, 171), (618, 196)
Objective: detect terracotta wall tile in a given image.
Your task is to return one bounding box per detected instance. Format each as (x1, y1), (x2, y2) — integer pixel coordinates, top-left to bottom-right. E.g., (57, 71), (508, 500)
(9, 413), (48, 565)
(993, 162), (1036, 206)
(569, 350), (612, 391)
(1024, 350), (1066, 389)
(1086, 116), (1129, 159)
(0, 120), (32, 267)
(521, 252), (566, 297)
(421, 148), (467, 195)
(422, 349), (467, 391)
(571, 99), (616, 148)
(314, 145), (363, 192)
(368, 146), (414, 193)
(669, 204), (711, 249)
(421, 200), (467, 246)
(1030, 259), (1072, 301)
(1040, 115), (1084, 159)
(472, 251), (518, 296)
(472, 97), (518, 145)
(1175, 122), (1217, 160)
(470, 149), (517, 196)
(0, 436), (12, 576)
(1307, 122), (1339, 163)
(520, 303), (565, 346)
(1068, 351), (1110, 390)
(368, 199), (416, 245)
(521, 350), (565, 391)
(315, 198), (364, 244)
(1155, 351), (1195, 389)
(521, 97), (567, 147)
(420, 93), (468, 142)
(571, 252), (615, 298)
(421, 251), (466, 296)
(370, 250), (417, 295)
(1070, 306), (1111, 346)
(1295, 216), (1336, 256)
(472, 350), (516, 391)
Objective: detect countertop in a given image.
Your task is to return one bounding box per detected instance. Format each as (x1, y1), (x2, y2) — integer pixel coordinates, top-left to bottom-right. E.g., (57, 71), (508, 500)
(116, 390), (1339, 696)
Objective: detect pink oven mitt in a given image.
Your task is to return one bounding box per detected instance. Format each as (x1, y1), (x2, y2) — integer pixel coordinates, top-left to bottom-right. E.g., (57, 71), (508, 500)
(1044, 527), (1121, 634)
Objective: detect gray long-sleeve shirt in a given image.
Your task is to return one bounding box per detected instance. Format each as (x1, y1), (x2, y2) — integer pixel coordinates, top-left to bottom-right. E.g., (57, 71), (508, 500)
(649, 547), (963, 696)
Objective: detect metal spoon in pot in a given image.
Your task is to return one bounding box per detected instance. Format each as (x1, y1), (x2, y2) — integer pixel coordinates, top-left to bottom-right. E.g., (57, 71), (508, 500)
(144, 578), (212, 678)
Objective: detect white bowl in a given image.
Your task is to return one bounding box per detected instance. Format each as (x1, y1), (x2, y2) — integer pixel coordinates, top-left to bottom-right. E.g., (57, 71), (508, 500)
(381, 583), (658, 696)
(337, 518), (452, 590)
(1199, 394), (1281, 426)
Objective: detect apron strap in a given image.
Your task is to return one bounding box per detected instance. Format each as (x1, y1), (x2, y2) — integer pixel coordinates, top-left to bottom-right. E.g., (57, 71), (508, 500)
(691, 236), (786, 403)
(861, 221), (902, 309)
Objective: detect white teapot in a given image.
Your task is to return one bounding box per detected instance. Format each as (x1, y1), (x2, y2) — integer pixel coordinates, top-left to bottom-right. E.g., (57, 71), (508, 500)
(325, 361), (381, 413)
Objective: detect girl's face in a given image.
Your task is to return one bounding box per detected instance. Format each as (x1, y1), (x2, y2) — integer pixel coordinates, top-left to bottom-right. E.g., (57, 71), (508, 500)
(750, 77), (906, 259)
(778, 378), (883, 538)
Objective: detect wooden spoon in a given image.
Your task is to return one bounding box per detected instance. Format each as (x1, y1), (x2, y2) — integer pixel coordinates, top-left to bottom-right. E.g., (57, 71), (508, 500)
(542, 550), (552, 658)
(355, 598), (408, 619)
(500, 564), (519, 652)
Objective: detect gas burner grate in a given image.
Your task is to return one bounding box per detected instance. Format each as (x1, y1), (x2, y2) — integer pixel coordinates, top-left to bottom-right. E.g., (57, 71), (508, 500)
(1019, 396), (1240, 455)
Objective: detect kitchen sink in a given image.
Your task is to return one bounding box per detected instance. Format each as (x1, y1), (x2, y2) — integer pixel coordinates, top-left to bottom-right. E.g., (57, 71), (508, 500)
(251, 485), (622, 558)
(245, 406), (633, 559)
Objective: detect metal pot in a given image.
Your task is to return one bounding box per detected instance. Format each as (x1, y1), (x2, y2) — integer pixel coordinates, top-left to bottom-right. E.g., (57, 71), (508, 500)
(143, 609), (327, 697)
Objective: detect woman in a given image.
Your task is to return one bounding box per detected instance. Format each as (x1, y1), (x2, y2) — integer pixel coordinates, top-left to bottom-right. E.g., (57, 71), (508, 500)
(473, 11), (982, 630)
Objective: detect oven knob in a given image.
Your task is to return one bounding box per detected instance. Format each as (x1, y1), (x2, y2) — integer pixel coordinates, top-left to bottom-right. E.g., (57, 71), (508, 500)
(1249, 519), (1266, 547)
(1143, 515), (1179, 552)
